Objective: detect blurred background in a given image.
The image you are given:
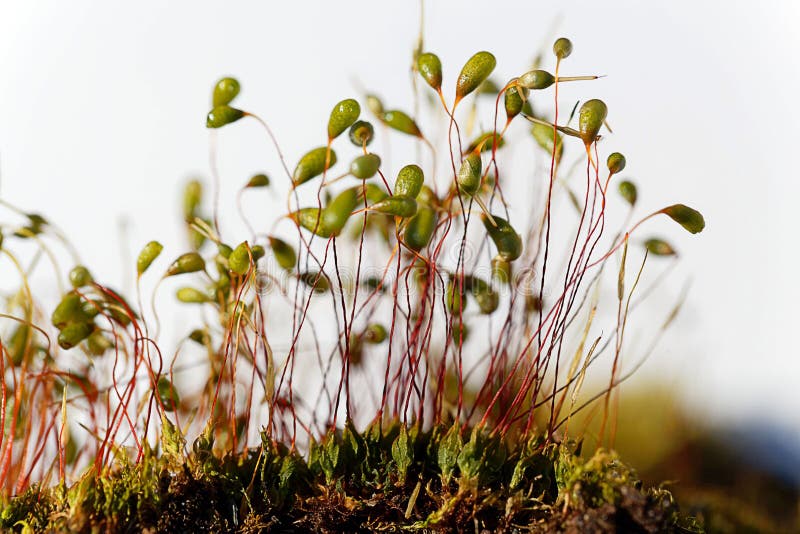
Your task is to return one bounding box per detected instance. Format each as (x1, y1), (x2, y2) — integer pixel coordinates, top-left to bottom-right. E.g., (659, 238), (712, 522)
(1, 1), (798, 529)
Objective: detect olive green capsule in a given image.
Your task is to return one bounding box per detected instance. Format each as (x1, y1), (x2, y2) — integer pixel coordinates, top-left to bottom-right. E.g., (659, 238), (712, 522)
(69, 265), (93, 288)
(457, 152), (482, 196)
(365, 94), (384, 116)
(363, 182), (388, 204)
(518, 70), (556, 90)
(293, 147), (337, 185)
(455, 51), (497, 102)
(466, 132), (504, 154)
(364, 323), (388, 344)
(644, 238), (676, 256)
(482, 214), (522, 261)
(362, 276), (385, 293)
(8, 324), (31, 366)
(188, 329), (211, 346)
(526, 294), (543, 313)
(417, 52), (443, 91)
(491, 256), (511, 285)
(81, 299), (101, 319)
(206, 105), (245, 128)
(322, 187), (359, 235)
(618, 180), (637, 206)
(246, 173), (270, 188)
(470, 277), (499, 314)
(182, 180), (203, 220)
(531, 122), (564, 161)
(289, 208), (334, 238)
(553, 37), (573, 60)
(660, 204), (705, 234)
(228, 241), (252, 275)
(446, 278), (466, 315)
(176, 287), (211, 304)
(52, 291), (85, 328)
(156, 377), (180, 412)
(382, 110), (423, 137)
(417, 185), (438, 207)
(451, 320), (469, 345)
(349, 153), (381, 179)
(137, 240), (164, 276)
(217, 243), (233, 259)
(348, 120), (374, 147)
(299, 271), (330, 293)
(403, 204), (437, 251)
(212, 77), (241, 107)
(394, 164), (424, 198)
(504, 83), (529, 121)
(578, 99), (608, 145)
(86, 331), (113, 356)
(476, 78), (501, 96)
(370, 195), (417, 218)
(166, 252), (206, 276)
(607, 152), (626, 175)
(348, 333), (363, 366)
(268, 236), (296, 271)
(328, 98), (361, 140)
(58, 322), (94, 350)
(250, 244), (265, 262)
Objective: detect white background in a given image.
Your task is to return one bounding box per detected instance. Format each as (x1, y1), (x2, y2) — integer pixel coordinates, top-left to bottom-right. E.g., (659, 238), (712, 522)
(0, 1), (798, 440)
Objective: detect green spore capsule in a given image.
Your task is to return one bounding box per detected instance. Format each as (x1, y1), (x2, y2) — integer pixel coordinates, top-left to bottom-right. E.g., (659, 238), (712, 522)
(176, 287), (211, 304)
(299, 271), (330, 293)
(246, 173), (270, 188)
(363, 182), (388, 204)
(371, 195), (418, 218)
(417, 185), (438, 206)
(268, 236), (296, 271)
(644, 238), (676, 256)
(293, 147), (337, 185)
(69, 265), (93, 288)
(466, 132), (504, 154)
(417, 52), (443, 91)
(518, 70), (556, 90)
(491, 256), (511, 285)
(455, 51), (497, 102)
(607, 152), (626, 175)
(394, 164), (424, 198)
(188, 329), (210, 346)
(578, 99), (608, 145)
(328, 98), (361, 140)
(86, 331), (113, 356)
(446, 278), (467, 315)
(206, 105), (245, 128)
(470, 277), (499, 314)
(457, 152), (482, 196)
(250, 244), (265, 262)
(364, 323), (388, 344)
(504, 82), (529, 121)
(217, 243), (233, 259)
(350, 153), (382, 179)
(212, 77), (240, 107)
(166, 252), (206, 276)
(157, 377), (180, 412)
(553, 37), (573, 60)
(229, 241), (252, 275)
(403, 204), (437, 251)
(366, 94), (384, 116)
(289, 208), (333, 238)
(137, 241), (164, 276)
(531, 123), (564, 162)
(618, 180), (637, 206)
(348, 120), (374, 147)
(382, 110), (423, 137)
(58, 322), (94, 350)
(322, 187), (360, 235)
(183, 180), (203, 220)
(482, 214), (522, 261)
(52, 292), (85, 329)
(660, 204), (706, 234)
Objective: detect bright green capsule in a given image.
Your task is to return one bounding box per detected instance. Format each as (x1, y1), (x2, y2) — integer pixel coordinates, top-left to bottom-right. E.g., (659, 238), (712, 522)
(470, 277), (499, 314)
(183, 180), (203, 220)
(348, 120), (374, 147)
(504, 82), (528, 121)
(364, 323), (388, 344)
(229, 241), (252, 275)
(246, 173), (270, 188)
(137, 241), (164, 276)
(607, 152), (626, 175)
(176, 287), (211, 303)
(370, 195), (417, 218)
(157, 377), (180, 412)
(518, 70), (556, 90)
(660, 204), (705, 234)
(403, 204), (437, 251)
(322, 187), (360, 235)
(466, 132), (504, 154)
(365, 94), (384, 116)
(293, 147), (337, 185)
(69, 265), (93, 288)
(268, 236), (296, 271)
(289, 208), (333, 238)
(394, 164), (424, 198)
(52, 292), (85, 329)
(363, 182), (388, 204)
(578, 99), (608, 145)
(553, 37), (573, 60)
(206, 105), (245, 128)
(382, 110), (423, 137)
(644, 238), (676, 256)
(455, 51), (497, 102)
(166, 252), (206, 276)
(212, 77), (240, 107)
(299, 271), (330, 293)
(58, 322), (94, 350)
(618, 180), (637, 206)
(328, 98), (361, 140)
(350, 153), (381, 179)
(491, 256), (511, 285)
(417, 52), (443, 91)
(482, 214), (522, 261)
(531, 122), (564, 162)
(457, 152), (482, 196)
(446, 278), (466, 315)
